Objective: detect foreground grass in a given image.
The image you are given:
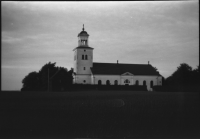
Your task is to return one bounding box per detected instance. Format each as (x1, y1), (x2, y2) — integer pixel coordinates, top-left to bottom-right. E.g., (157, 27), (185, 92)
(1, 91), (200, 138)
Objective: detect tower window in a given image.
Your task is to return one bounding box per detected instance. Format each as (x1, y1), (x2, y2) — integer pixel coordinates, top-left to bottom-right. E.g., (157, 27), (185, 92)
(81, 40), (84, 45)
(84, 50), (86, 52)
(85, 55), (88, 60)
(84, 67), (86, 70)
(82, 55), (84, 60)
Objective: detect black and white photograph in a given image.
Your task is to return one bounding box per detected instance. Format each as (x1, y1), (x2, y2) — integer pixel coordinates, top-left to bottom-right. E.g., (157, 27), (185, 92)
(1, 1), (199, 138)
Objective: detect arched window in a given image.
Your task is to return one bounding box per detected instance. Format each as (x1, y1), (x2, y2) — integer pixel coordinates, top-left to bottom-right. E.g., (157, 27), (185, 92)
(143, 80), (146, 86)
(83, 67), (86, 70)
(82, 55), (84, 60)
(106, 80), (110, 85)
(150, 81), (154, 88)
(85, 55), (88, 60)
(98, 80), (102, 85)
(135, 80), (139, 86)
(114, 80), (118, 85)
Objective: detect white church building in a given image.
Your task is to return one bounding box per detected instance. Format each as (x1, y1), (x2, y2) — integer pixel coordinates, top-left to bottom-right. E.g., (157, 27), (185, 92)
(73, 25), (162, 91)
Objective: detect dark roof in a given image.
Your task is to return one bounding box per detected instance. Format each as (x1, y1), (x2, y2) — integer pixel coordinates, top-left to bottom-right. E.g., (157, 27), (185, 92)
(78, 31), (89, 37)
(91, 62), (161, 76)
(73, 46), (94, 51)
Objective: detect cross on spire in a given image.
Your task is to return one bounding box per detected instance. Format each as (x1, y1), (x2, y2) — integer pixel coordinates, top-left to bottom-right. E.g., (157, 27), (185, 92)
(82, 24), (84, 31)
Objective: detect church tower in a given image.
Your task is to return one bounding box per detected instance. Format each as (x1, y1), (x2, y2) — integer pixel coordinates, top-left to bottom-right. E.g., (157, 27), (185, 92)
(73, 25), (94, 84)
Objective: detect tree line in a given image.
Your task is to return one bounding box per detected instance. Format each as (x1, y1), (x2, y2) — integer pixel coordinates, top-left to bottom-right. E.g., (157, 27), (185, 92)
(21, 62), (199, 92)
(155, 63), (199, 92)
(165, 63), (199, 87)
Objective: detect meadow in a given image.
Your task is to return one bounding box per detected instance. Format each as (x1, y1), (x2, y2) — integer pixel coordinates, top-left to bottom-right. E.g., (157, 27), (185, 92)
(1, 91), (200, 138)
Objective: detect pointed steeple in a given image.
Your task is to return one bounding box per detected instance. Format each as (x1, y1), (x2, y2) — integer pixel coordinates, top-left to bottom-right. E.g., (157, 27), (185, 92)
(78, 24), (89, 37)
(82, 24), (84, 31)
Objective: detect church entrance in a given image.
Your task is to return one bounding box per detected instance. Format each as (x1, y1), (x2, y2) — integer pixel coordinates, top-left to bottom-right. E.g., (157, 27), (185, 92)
(124, 79), (130, 85)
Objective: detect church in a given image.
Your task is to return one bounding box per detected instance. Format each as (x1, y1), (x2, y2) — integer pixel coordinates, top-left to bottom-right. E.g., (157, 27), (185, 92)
(73, 25), (162, 91)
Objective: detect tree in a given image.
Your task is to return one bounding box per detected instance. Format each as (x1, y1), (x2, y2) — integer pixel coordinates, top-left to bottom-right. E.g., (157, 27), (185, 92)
(51, 68), (73, 91)
(165, 63), (199, 91)
(166, 63), (193, 87)
(191, 65), (199, 86)
(38, 62), (59, 91)
(153, 66), (158, 71)
(21, 71), (40, 91)
(21, 62), (73, 91)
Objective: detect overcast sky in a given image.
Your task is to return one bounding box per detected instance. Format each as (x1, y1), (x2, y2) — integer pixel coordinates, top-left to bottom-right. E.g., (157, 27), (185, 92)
(1, 1), (199, 91)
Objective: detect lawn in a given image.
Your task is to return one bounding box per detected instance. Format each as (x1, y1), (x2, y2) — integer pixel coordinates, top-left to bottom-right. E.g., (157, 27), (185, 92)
(1, 91), (200, 138)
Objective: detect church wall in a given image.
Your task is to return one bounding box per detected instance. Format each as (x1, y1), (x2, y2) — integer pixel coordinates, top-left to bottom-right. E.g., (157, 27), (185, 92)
(73, 49), (77, 73)
(133, 75), (161, 90)
(73, 48), (93, 77)
(92, 75), (162, 91)
(157, 76), (162, 85)
(92, 75), (121, 85)
(120, 75), (134, 85)
(73, 74), (92, 84)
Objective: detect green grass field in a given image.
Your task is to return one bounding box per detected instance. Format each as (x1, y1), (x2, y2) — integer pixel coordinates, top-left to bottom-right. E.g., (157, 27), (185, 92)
(1, 91), (200, 138)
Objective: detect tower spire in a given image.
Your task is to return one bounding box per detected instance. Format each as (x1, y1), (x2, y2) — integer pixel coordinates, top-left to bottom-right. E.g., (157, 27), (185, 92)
(82, 24), (84, 31)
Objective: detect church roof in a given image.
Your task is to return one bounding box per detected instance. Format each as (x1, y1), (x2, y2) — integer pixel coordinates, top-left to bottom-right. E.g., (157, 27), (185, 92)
(78, 24), (89, 37)
(73, 46), (94, 51)
(78, 31), (89, 37)
(91, 62), (161, 76)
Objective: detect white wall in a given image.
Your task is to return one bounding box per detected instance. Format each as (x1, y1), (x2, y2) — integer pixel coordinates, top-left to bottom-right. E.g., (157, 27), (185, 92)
(91, 74), (162, 91)
(73, 74), (92, 84)
(73, 48), (93, 75)
(92, 75), (120, 85)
